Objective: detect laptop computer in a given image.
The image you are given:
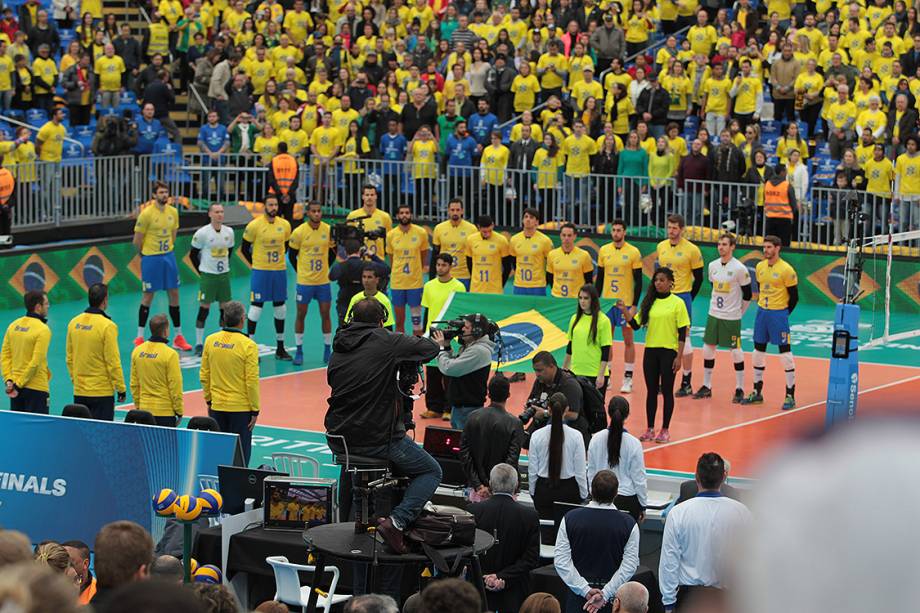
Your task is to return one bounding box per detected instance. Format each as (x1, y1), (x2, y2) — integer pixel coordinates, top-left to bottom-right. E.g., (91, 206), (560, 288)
(217, 464), (285, 515)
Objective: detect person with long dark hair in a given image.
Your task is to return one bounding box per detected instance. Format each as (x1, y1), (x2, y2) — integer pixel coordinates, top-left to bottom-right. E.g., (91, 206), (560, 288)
(617, 267), (689, 444)
(587, 396), (648, 523)
(563, 284), (612, 394)
(528, 392), (588, 519)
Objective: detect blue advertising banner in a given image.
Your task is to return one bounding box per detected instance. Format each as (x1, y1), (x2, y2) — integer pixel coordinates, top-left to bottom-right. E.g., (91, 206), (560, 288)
(0, 412), (240, 544)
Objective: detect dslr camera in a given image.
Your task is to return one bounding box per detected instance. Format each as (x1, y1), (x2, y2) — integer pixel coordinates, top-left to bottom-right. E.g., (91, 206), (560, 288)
(331, 214), (388, 244)
(519, 394), (549, 424)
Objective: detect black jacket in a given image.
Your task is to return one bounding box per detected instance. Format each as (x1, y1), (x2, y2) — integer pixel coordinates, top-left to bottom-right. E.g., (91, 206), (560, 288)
(401, 99), (438, 140)
(114, 36), (142, 72)
(509, 138), (540, 171)
(887, 106), (919, 142)
(460, 405), (525, 488)
(636, 87), (670, 125)
(325, 323), (439, 449)
(710, 144), (746, 182)
(469, 494), (540, 613)
(329, 254), (390, 315)
(141, 80), (174, 119)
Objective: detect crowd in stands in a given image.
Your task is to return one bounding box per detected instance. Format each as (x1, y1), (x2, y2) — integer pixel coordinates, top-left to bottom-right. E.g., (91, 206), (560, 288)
(0, 0), (919, 234)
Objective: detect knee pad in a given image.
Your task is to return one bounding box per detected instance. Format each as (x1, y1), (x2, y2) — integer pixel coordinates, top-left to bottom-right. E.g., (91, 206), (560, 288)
(754, 342), (768, 352)
(702, 344), (716, 360)
(779, 344), (792, 353)
(273, 303), (287, 320)
(780, 351), (795, 370)
(248, 304), (263, 322)
(730, 348), (744, 364)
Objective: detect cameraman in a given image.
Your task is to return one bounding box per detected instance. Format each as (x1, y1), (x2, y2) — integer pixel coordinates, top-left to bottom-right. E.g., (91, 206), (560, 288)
(431, 314), (496, 430)
(329, 238), (389, 326)
(524, 351), (589, 448)
(325, 298), (441, 554)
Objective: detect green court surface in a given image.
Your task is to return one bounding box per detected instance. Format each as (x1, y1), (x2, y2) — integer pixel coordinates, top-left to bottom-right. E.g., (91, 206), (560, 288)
(2, 269), (917, 474)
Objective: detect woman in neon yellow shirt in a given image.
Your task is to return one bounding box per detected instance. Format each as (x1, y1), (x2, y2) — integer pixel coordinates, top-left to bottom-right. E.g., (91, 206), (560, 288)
(564, 284), (613, 392)
(532, 133), (562, 222)
(617, 267), (689, 444)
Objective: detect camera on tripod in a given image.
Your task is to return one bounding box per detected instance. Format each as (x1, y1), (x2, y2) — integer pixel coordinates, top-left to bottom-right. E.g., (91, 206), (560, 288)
(721, 196), (756, 237)
(844, 192), (868, 225)
(331, 214), (388, 244)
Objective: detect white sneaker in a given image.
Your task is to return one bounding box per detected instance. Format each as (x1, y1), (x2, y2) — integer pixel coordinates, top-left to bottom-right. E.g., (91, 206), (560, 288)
(620, 377), (633, 393)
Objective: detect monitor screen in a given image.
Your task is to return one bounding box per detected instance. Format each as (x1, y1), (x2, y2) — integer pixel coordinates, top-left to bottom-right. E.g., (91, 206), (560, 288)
(263, 478), (337, 530)
(217, 465), (284, 515)
(423, 427), (462, 458)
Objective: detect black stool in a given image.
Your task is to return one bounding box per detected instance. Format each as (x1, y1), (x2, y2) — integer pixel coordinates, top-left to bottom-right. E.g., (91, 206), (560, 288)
(328, 435), (407, 534)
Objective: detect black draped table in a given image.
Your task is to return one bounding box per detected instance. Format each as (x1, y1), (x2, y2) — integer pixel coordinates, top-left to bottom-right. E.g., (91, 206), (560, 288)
(303, 522), (495, 613)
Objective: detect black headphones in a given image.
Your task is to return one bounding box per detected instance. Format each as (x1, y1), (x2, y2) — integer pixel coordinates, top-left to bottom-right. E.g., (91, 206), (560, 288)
(464, 313), (499, 340)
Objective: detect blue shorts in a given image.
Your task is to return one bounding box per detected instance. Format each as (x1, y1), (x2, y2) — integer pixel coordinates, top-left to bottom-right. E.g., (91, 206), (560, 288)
(296, 283), (332, 305)
(458, 278), (471, 291)
(513, 286), (547, 296)
(391, 287), (423, 308)
(676, 291), (693, 321)
(753, 308), (791, 346)
(141, 252), (179, 292)
(605, 305), (628, 327)
(250, 269), (287, 303)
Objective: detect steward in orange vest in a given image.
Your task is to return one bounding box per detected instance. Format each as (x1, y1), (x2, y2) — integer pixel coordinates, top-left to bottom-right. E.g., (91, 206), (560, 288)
(0, 166), (16, 248)
(762, 163), (798, 248)
(266, 142), (299, 224)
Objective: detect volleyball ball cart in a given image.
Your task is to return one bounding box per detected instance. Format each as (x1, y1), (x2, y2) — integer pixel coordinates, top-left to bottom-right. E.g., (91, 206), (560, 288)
(825, 202), (920, 428)
(152, 488), (224, 584)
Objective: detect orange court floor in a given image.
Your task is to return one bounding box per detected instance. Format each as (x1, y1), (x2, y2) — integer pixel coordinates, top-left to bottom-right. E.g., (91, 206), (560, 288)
(168, 344), (920, 479)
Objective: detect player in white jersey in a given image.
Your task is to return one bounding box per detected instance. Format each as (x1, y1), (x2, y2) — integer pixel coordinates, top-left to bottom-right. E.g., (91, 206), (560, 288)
(694, 233), (752, 402)
(189, 204), (236, 356)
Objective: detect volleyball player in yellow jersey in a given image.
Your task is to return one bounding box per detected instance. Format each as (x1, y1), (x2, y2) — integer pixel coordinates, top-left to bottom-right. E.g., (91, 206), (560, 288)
(546, 223), (594, 298)
(894, 134), (920, 230)
(656, 214), (704, 397)
(509, 208), (553, 296)
(741, 236), (799, 411)
(241, 195), (293, 360)
(288, 202), (336, 365)
(464, 215), (511, 294)
(431, 198), (476, 290)
(347, 185), (393, 256)
(386, 206), (430, 334)
(133, 182), (191, 350)
(730, 59), (763, 129)
(595, 220), (644, 393)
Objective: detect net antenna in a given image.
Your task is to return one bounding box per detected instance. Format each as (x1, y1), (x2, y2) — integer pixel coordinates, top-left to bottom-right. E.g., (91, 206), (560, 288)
(861, 229), (920, 349)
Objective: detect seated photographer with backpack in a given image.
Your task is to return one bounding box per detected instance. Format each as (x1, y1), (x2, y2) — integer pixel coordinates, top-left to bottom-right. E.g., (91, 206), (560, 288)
(524, 351), (590, 448)
(325, 299), (441, 554)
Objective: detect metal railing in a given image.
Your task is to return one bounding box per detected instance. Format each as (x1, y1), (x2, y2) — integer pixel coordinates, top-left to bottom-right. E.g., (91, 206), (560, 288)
(0, 114), (86, 157)
(9, 153), (920, 252)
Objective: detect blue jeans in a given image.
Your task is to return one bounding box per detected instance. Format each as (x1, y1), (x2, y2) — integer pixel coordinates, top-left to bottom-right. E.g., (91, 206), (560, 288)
(351, 436), (442, 528)
(450, 406), (480, 430)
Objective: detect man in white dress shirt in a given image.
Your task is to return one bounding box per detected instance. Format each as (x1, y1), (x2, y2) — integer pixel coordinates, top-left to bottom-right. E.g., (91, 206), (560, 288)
(659, 452), (751, 612)
(554, 470), (640, 613)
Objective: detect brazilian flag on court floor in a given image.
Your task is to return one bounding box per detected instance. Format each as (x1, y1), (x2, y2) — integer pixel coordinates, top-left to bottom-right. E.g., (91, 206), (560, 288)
(437, 293), (624, 373)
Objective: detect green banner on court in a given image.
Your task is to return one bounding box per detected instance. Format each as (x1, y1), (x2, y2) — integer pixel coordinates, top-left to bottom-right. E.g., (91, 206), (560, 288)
(0, 234), (249, 309)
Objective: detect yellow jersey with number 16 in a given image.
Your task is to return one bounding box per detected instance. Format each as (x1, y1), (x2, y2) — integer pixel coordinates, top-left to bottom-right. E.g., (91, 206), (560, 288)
(134, 204), (179, 256)
(243, 215), (291, 271)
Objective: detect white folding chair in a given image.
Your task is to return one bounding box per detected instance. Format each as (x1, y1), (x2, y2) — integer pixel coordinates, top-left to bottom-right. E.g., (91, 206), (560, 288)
(265, 555), (351, 613)
(272, 452), (320, 478)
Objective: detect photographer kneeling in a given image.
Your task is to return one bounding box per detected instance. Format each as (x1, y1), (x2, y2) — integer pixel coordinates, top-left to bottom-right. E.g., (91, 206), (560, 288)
(431, 314), (497, 430)
(523, 351), (589, 448)
(325, 299), (441, 554)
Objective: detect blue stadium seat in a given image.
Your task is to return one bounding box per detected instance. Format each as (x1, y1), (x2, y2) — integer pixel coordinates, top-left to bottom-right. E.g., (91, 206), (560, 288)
(59, 29), (76, 47)
(760, 120), (780, 137)
(26, 109), (47, 128)
(98, 107), (118, 118)
(62, 141), (87, 160)
(119, 91), (137, 106)
(3, 109), (24, 122)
